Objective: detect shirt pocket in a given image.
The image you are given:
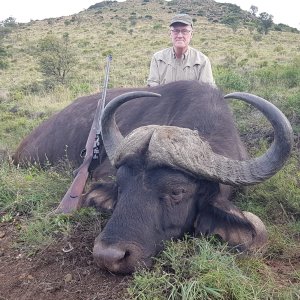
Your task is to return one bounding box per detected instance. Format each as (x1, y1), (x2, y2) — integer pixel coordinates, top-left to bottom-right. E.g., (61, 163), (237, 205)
(184, 65), (199, 81)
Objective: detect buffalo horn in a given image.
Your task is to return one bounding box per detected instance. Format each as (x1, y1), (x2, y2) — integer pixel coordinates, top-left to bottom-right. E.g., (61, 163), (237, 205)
(148, 93), (293, 185)
(101, 91), (161, 164)
(218, 92), (294, 184)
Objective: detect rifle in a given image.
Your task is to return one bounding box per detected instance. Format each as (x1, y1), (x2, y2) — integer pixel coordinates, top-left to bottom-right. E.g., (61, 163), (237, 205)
(55, 55), (112, 214)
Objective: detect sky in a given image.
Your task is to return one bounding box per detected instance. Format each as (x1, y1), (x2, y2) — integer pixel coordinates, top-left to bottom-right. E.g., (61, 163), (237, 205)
(1, 0), (299, 30)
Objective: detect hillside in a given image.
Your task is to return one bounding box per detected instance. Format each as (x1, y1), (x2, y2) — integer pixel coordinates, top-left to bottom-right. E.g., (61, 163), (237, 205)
(0, 1), (299, 299)
(0, 0), (299, 92)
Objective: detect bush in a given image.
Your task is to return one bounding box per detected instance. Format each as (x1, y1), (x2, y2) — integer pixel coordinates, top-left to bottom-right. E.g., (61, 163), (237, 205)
(64, 20), (71, 26)
(153, 23), (163, 30)
(254, 60), (300, 89)
(0, 17), (17, 28)
(0, 60), (8, 69)
(214, 67), (250, 91)
(252, 33), (263, 41)
(0, 46), (9, 69)
(69, 82), (92, 97)
(36, 33), (77, 84)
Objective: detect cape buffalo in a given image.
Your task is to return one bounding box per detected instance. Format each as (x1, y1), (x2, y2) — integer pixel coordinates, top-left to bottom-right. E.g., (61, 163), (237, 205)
(13, 81), (293, 274)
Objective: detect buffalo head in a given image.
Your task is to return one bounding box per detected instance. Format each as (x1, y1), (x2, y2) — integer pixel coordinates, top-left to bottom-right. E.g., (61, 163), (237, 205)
(82, 90), (293, 274)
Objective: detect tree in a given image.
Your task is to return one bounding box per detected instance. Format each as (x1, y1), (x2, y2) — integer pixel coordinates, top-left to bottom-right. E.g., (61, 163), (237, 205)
(258, 12), (273, 34)
(249, 5), (258, 16)
(1, 17), (17, 27)
(0, 17), (17, 39)
(37, 33), (77, 84)
(221, 15), (240, 33)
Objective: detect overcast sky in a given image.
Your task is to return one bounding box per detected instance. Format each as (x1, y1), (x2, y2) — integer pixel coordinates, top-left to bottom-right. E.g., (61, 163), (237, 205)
(1, 0), (299, 29)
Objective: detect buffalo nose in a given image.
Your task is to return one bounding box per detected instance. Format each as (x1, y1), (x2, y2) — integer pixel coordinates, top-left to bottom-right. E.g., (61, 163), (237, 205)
(93, 241), (141, 274)
(93, 243), (125, 268)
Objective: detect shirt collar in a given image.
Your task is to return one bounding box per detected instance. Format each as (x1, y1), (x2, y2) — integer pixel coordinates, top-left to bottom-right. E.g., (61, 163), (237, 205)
(172, 47), (189, 60)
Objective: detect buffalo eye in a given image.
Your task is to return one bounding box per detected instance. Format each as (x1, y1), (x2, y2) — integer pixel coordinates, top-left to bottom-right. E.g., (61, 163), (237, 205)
(159, 188), (187, 204)
(170, 188), (186, 203)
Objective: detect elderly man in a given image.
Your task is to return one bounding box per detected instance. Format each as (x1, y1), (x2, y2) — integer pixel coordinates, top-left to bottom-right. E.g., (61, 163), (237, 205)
(147, 14), (214, 87)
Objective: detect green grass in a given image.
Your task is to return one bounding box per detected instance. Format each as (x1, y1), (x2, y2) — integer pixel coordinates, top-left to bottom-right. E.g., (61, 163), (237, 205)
(17, 207), (102, 254)
(0, 159), (104, 253)
(0, 161), (72, 217)
(235, 156), (300, 222)
(129, 237), (299, 299)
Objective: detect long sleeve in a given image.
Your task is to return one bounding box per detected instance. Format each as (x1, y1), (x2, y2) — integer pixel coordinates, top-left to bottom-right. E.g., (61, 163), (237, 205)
(147, 56), (160, 87)
(198, 57), (215, 85)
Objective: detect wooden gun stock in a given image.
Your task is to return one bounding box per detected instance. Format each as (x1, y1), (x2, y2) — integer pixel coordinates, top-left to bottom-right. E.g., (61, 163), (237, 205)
(54, 126), (96, 214)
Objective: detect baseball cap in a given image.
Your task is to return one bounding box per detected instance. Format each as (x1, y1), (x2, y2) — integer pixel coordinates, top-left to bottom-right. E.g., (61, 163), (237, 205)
(170, 14), (193, 27)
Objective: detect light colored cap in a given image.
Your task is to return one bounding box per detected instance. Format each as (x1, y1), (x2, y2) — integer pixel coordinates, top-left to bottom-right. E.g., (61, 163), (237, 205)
(170, 14), (193, 27)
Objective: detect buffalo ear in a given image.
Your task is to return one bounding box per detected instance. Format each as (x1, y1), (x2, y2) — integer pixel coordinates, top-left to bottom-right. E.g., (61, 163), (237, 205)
(81, 182), (117, 212)
(194, 199), (267, 252)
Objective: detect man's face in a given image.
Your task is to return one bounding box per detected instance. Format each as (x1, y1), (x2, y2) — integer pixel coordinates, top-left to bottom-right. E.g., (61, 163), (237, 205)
(170, 24), (193, 51)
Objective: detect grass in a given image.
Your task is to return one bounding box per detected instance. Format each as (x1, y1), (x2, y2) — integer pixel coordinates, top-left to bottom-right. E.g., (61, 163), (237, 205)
(0, 160), (72, 217)
(129, 237), (299, 299)
(234, 156), (300, 219)
(17, 207), (103, 255)
(0, 0), (300, 298)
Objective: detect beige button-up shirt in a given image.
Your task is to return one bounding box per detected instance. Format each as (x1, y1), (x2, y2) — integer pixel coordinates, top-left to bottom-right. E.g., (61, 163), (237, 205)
(147, 46), (214, 86)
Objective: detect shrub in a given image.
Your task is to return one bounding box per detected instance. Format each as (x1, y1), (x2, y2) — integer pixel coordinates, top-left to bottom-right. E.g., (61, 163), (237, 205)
(252, 33), (262, 41)
(153, 23), (163, 30)
(36, 33), (78, 85)
(214, 67), (250, 91)
(0, 60), (8, 69)
(0, 17), (17, 28)
(69, 82), (92, 97)
(254, 60), (300, 89)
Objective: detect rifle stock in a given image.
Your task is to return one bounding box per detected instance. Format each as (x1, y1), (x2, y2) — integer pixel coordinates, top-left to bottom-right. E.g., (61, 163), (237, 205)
(54, 127), (95, 213)
(54, 163), (90, 214)
(55, 56), (112, 214)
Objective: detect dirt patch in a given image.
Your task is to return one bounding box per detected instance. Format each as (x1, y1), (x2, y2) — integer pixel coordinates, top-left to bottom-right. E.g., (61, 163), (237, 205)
(0, 222), (131, 300)
(266, 257), (300, 288)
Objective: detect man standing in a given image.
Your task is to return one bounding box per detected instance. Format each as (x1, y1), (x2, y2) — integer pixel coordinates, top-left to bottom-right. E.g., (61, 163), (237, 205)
(147, 14), (215, 87)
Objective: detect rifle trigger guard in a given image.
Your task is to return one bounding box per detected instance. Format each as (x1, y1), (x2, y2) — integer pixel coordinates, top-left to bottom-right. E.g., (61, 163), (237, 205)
(80, 148), (86, 158)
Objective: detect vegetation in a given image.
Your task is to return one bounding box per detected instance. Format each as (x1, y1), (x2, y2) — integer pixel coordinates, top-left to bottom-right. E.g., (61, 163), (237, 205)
(36, 33), (78, 86)
(257, 12), (274, 35)
(0, 46), (9, 69)
(129, 237), (299, 299)
(0, 0), (299, 299)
